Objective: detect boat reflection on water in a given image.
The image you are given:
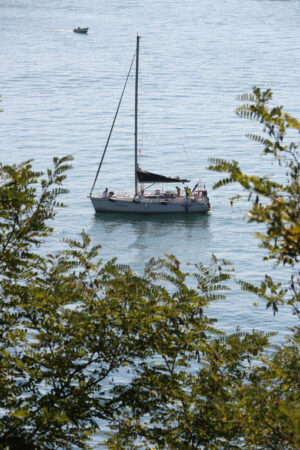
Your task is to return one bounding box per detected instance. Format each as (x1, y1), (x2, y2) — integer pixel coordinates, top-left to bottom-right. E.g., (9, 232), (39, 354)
(90, 212), (212, 267)
(93, 210), (211, 227)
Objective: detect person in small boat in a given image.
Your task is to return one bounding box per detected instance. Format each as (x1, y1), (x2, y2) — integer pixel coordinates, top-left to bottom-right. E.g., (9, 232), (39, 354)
(102, 188), (108, 198)
(176, 186), (181, 198)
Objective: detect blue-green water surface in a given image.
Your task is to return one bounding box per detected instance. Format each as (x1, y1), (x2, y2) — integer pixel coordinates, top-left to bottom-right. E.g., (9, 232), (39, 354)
(1, 0), (299, 445)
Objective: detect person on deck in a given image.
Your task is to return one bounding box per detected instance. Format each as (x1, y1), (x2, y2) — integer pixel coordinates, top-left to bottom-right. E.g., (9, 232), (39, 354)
(185, 186), (192, 199)
(102, 188), (108, 198)
(176, 186), (181, 198)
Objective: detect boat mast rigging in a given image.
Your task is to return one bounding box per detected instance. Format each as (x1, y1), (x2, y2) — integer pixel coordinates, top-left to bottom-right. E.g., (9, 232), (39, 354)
(135, 34), (140, 196)
(89, 52), (135, 197)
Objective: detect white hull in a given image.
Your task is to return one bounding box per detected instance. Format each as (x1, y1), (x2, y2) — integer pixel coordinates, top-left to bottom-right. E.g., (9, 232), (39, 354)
(90, 195), (211, 214)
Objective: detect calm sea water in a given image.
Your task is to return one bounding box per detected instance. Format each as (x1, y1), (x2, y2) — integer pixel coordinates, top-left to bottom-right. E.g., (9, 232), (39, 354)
(1, 0), (299, 443)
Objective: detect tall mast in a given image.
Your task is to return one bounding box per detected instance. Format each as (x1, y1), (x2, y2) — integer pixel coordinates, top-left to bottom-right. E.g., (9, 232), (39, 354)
(134, 34), (140, 196)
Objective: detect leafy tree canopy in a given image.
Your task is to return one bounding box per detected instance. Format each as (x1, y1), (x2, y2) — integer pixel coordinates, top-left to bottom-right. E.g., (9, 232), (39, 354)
(209, 87), (300, 315)
(0, 89), (299, 449)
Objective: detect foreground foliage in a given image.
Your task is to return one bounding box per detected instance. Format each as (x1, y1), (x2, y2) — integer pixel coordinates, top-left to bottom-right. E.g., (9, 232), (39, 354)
(0, 89), (299, 449)
(209, 87), (300, 314)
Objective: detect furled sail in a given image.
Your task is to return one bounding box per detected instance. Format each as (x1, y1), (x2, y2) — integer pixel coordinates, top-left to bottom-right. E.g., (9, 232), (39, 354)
(136, 167), (190, 183)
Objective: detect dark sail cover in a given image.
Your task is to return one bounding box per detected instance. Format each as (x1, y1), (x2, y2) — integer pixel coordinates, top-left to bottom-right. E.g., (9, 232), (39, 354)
(136, 167), (190, 183)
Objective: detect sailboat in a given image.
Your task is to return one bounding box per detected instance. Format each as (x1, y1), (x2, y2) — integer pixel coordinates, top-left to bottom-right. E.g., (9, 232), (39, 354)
(89, 35), (211, 214)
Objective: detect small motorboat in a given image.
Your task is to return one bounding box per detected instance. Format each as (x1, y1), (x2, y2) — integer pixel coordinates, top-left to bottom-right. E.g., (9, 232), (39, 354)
(73, 27), (88, 34)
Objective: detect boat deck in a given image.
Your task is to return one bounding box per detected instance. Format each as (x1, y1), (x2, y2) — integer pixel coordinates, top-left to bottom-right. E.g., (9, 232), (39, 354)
(90, 191), (211, 214)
